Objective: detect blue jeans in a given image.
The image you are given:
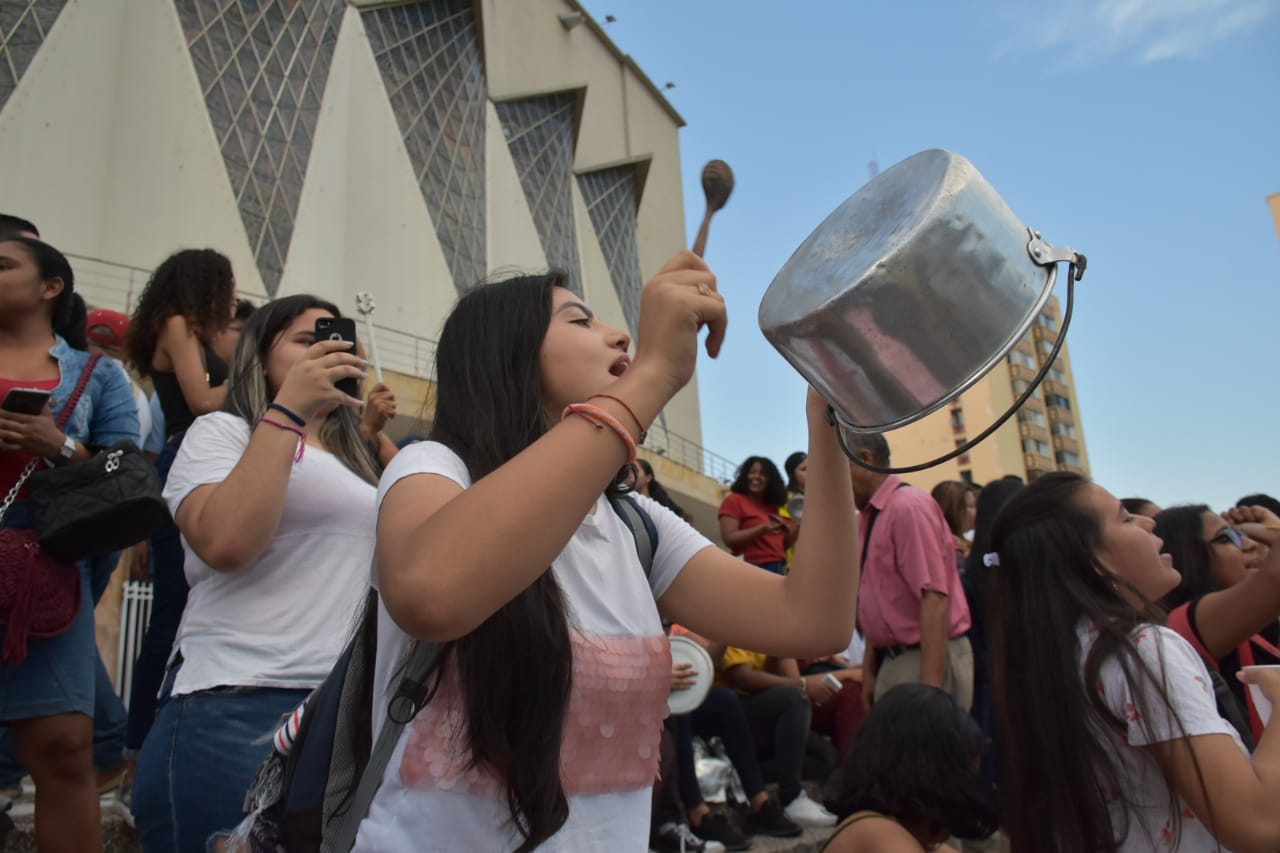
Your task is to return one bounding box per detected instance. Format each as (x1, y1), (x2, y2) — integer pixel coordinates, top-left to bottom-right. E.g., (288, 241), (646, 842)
(753, 560), (787, 576)
(132, 665), (307, 853)
(127, 434), (188, 752)
(0, 547), (127, 785)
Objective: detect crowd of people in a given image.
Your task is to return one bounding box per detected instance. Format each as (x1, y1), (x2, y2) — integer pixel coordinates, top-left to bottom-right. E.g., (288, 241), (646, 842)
(1, 209), (1279, 853)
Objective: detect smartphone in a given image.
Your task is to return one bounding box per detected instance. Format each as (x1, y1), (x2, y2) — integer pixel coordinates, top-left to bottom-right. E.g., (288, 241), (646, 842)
(822, 672), (843, 691)
(2, 387), (52, 415)
(314, 316), (360, 399)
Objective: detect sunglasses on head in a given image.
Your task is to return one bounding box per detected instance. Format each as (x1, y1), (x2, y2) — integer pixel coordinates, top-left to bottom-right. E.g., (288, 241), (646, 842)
(1210, 527), (1249, 550)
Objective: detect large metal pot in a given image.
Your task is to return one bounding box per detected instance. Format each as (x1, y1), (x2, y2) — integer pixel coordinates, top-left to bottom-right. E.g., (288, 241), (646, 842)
(759, 149), (1083, 448)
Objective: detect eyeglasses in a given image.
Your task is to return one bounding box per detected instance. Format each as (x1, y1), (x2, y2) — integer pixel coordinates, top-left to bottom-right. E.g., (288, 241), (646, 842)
(1209, 527), (1250, 550)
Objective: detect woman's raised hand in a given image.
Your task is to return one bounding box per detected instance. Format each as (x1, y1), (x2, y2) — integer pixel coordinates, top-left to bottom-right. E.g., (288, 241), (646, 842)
(273, 340), (367, 423)
(630, 250), (727, 399)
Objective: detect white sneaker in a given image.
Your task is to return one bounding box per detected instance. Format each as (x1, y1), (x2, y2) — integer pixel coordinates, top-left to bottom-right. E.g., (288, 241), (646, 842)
(783, 790), (837, 827)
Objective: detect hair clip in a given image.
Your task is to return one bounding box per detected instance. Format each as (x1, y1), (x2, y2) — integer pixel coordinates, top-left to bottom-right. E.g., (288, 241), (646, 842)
(982, 552), (1000, 568)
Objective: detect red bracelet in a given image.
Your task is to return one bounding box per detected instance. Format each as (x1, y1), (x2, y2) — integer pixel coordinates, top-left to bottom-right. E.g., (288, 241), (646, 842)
(258, 416), (306, 463)
(588, 394), (647, 444)
(561, 403), (638, 465)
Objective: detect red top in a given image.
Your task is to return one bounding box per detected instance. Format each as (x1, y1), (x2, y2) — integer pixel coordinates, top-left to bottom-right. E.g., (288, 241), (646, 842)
(857, 475), (972, 648)
(0, 376), (60, 501)
(718, 491), (786, 566)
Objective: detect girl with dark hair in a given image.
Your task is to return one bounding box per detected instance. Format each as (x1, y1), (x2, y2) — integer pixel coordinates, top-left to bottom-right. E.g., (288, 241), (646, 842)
(125, 248), (238, 756)
(354, 252), (859, 852)
(931, 480), (976, 572)
(960, 476), (1024, 793)
(132, 295), (379, 852)
(823, 683), (997, 852)
(0, 236), (139, 851)
(780, 451), (808, 567)
(634, 458), (689, 521)
(988, 472), (1280, 852)
(719, 455), (795, 574)
(1156, 503), (1280, 742)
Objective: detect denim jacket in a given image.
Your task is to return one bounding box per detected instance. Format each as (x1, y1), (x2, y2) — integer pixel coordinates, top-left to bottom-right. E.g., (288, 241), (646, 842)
(47, 335), (139, 450)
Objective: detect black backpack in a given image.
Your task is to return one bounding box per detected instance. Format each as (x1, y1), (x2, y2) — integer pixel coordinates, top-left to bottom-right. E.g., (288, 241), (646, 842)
(234, 495), (659, 853)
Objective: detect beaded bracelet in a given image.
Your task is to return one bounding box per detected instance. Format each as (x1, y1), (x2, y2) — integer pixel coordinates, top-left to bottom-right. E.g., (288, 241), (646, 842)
(258, 416), (306, 463)
(588, 394), (647, 444)
(267, 402), (306, 427)
(561, 403), (638, 465)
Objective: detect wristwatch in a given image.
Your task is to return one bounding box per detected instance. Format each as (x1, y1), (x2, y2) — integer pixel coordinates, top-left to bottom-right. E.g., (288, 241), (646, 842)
(56, 433), (76, 462)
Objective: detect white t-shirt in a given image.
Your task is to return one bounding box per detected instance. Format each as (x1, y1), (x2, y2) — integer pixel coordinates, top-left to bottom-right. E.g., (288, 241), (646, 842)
(1078, 622), (1246, 852)
(163, 412), (377, 697)
(353, 442), (714, 853)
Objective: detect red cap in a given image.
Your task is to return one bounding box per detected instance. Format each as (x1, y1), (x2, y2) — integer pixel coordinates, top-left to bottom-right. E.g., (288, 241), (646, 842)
(86, 309), (130, 348)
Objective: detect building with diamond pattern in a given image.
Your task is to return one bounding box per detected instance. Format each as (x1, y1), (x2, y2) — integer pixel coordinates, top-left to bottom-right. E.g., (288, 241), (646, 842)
(0, 0), (730, 526)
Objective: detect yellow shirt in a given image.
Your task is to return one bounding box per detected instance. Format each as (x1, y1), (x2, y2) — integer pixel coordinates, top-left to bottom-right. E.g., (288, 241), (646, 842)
(714, 646), (768, 692)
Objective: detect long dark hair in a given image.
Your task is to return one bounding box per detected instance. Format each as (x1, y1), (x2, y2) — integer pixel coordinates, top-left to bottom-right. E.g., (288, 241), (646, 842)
(836, 684), (997, 839)
(931, 480), (971, 538)
(426, 273), (575, 851)
(0, 237), (87, 350)
(729, 455), (787, 508)
(222, 294), (381, 486)
(127, 248), (235, 376)
(1154, 505), (1216, 609)
(988, 472), (1209, 852)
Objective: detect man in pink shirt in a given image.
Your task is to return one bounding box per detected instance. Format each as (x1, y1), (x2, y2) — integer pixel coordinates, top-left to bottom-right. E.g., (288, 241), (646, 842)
(843, 432), (973, 711)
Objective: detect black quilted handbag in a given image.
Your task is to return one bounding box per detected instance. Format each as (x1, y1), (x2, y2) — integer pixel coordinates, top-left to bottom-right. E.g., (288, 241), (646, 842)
(28, 439), (171, 561)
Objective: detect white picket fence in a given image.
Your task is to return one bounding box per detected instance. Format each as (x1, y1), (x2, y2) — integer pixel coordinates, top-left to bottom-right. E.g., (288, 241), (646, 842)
(115, 581), (154, 710)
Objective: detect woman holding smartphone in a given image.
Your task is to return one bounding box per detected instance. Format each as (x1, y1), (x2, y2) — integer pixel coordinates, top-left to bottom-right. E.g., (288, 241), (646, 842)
(124, 249), (238, 755)
(353, 251), (859, 852)
(719, 456), (797, 575)
(131, 295), (379, 853)
(0, 236), (138, 853)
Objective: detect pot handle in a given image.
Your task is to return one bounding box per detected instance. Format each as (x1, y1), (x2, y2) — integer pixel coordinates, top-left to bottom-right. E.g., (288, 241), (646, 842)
(838, 246), (1086, 475)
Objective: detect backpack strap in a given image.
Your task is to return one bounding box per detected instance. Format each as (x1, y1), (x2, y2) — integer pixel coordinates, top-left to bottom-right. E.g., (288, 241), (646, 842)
(608, 493), (658, 580)
(1166, 603), (1215, 668)
(324, 634), (441, 853)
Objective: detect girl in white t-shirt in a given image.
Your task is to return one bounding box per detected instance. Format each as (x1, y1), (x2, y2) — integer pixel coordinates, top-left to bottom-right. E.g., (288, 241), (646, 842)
(985, 472), (1280, 852)
(132, 295), (383, 853)
(357, 251), (860, 852)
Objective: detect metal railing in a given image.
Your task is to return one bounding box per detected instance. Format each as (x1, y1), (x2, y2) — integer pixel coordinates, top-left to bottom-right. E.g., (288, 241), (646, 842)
(116, 581), (153, 709)
(68, 253), (738, 485)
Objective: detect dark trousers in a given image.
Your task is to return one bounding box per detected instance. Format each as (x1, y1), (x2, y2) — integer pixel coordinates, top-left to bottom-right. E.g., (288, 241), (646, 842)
(740, 686), (833, 805)
(684, 687), (768, 806)
(126, 435), (189, 752)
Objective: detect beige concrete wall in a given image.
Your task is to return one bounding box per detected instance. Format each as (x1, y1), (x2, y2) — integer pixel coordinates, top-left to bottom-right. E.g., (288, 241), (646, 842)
(480, 0), (701, 446)
(0, 0), (267, 298)
(281, 6), (460, 341)
(486, 100), (549, 276)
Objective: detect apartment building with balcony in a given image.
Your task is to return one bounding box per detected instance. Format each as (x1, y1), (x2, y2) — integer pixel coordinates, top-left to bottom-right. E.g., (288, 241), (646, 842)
(881, 294), (1091, 494)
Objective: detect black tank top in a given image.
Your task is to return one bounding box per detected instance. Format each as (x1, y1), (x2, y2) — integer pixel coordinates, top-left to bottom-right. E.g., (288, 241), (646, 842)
(152, 342), (228, 438)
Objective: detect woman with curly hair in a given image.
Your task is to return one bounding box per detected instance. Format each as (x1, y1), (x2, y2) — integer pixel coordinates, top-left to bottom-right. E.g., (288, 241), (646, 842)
(719, 456), (795, 575)
(124, 248), (237, 756)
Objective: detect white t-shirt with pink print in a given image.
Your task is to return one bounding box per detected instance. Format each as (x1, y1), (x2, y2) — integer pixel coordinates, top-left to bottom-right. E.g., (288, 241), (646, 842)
(1078, 622), (1247, 852)
(353, 441), (715, 852)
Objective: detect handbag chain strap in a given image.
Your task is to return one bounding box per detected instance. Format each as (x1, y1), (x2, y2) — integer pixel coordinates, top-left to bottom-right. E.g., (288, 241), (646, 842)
(0, 460), (40, 523)
(0, 353), (104, 525)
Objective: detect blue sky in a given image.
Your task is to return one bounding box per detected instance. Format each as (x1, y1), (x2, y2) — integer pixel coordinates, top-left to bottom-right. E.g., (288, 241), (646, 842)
(584, 0), (1280, 511)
